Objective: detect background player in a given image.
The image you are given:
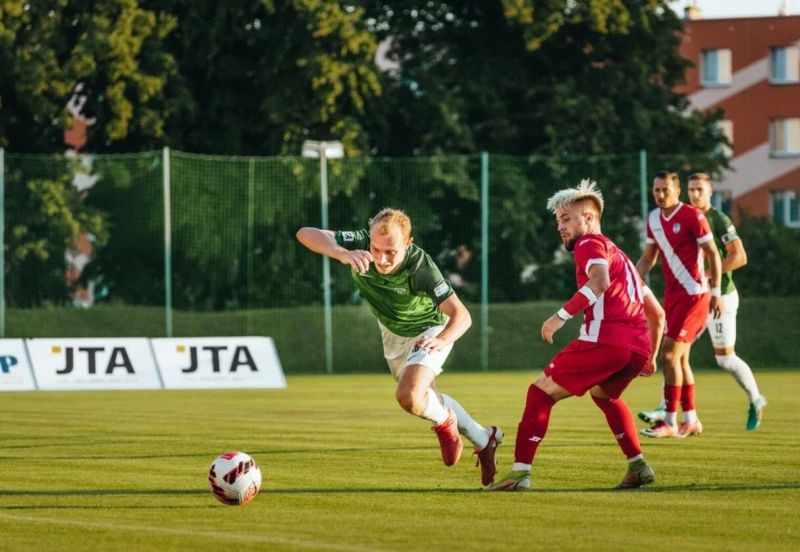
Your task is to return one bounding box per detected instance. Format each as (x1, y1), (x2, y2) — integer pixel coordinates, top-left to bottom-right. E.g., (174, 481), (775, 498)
(687, 173), (767, 429)
(488, 180), (657, 491)
(636, 171), (723, 438)
(297, 208), (502, 487)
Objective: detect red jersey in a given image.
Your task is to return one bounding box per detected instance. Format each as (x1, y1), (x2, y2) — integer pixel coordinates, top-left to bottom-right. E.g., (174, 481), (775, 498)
(645, 203), (713, 297)
(572, 234), (651, 357)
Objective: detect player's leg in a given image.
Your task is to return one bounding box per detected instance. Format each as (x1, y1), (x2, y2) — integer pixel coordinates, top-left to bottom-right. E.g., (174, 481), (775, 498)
(710, 291), (766, 430)
(396, 363), (464, 466)
(641, 336), (685, 437)
(678, 349), (702, 437)
(592, 350), (654, 488)
(487, 373), (570, 491)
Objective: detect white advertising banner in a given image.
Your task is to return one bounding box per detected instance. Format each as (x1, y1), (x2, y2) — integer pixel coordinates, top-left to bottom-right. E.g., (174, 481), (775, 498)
(0, 339), (37, 391)
(27, 338), (162, 391)
(151, 337), (286, 389)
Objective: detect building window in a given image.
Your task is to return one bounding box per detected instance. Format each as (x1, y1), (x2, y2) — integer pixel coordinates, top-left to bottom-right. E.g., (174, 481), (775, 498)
(769, 46), (800, 84)
(771, 190), (800, 228)
(701, 49), (732, 86)
(717, 119), (734, 158)
(770, 118), (800, 156)
(711, 190), (733, 215)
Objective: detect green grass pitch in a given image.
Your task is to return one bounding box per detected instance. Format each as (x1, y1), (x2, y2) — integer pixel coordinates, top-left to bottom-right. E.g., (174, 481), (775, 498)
(1, 371), (798, 551)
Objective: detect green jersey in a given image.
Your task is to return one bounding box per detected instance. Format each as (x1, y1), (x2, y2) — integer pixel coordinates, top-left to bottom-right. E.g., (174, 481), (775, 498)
(705, 207), (738, 295)
(334, 229), (454, 337)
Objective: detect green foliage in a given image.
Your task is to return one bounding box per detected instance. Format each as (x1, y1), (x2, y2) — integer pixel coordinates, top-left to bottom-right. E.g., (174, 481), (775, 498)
(0, 0), (176, 152)
(733, 217), (800, 297)
(4, 155), (108, 307)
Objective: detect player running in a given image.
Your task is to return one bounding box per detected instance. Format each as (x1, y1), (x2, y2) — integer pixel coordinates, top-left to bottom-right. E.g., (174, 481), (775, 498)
(488, 180), (659, 491)
(635, 171), (723, 438)
(296, 208), (502, 487)
(640, 173), (766, 430)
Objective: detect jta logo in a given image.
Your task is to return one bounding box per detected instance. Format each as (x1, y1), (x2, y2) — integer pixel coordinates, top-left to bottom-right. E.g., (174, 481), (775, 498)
(0, 355), (18, 374)
(179, 345), (258, 373)
(55, 346), (134, 375)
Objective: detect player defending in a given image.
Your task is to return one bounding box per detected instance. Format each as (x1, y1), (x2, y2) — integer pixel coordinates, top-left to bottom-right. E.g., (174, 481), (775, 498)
(296, 208), (502, 487)
(488, 180), (657, 491)
(636, 171), (723, 438)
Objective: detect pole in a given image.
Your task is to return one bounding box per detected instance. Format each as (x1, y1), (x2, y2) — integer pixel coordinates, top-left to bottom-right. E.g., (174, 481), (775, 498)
(162, 147), (173, 337)
(639, 149), (649, 285)
(320, 149), (334, 374)
(247, 157), (256, 335)
(480, 152), (489, 371)
(0, 147), (5, 338)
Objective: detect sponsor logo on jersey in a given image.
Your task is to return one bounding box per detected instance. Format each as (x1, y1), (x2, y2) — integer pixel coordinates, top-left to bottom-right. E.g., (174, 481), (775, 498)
(672, 223), (681, 234)
(433, 282), (449, 297)
(342, 231), (355, 242)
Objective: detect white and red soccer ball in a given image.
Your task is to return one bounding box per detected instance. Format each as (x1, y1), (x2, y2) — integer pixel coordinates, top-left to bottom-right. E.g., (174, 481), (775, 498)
(208, 451), (262, 505)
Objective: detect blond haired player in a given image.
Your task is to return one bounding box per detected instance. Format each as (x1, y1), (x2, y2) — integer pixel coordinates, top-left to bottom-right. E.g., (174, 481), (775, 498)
(489, 180), (661, 491)
(297, 208), (502, 487)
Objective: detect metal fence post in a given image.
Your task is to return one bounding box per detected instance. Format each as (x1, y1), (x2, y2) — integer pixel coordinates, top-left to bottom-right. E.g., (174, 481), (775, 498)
(0, 147), (4, 338)
(480, 151), (489, 371)
(163, 147), (173, 337)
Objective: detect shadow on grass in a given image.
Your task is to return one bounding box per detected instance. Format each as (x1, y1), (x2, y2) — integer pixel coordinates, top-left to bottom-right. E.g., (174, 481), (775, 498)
(0, 482), (798, 505)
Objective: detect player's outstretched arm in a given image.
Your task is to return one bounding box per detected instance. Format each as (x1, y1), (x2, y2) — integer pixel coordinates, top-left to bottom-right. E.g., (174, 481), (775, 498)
(641, 289), (665, 376)
(635, 243), (659, 279)
(296, 227), (372, 273)
(415, 293), (472, 352)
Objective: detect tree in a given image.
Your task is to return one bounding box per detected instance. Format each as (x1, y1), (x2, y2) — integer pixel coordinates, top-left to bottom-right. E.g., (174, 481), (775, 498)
(0, 0), (177, 152)
(161, 0), (382, 155)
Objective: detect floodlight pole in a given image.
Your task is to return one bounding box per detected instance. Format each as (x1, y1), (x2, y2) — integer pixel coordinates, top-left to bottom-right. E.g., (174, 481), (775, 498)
(302, 140), (343, 375)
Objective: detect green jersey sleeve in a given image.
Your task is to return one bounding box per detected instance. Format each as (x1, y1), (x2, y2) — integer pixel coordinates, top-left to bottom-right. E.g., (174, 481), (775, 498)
(716, 211), (739, 245)
(409, 249), (455, 306)
(334, 229), (370, 250)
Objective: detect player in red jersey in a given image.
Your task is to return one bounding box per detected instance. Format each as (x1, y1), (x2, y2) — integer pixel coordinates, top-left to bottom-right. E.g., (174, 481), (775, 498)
(635, 171), (723, 438)
(488, 179), (660, 491)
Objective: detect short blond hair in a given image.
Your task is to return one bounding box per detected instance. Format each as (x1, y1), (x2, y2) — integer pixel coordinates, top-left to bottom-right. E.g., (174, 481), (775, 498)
(369, 208), (412, 241)
(546, 179), (604, 215)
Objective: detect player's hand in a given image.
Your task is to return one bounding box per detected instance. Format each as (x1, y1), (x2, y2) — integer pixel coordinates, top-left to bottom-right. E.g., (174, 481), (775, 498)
(541, 315), (565, 344)
(709, 295), (724, 319)
(340, 249), (373, 273)
(415, 335), (447, 353)
(639, 357), (658, 377)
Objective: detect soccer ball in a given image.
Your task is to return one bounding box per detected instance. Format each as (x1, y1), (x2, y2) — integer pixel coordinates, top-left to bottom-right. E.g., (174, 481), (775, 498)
(208, 451), (262, 505)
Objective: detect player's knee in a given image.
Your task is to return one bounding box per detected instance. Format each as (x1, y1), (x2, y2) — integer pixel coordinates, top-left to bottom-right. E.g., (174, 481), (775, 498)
(395, 387), (423, 415)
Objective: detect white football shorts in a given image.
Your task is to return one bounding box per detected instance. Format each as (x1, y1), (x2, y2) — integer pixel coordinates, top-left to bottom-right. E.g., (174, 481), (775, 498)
(378, 322), (452, 381)
(703, 289), (739, 348)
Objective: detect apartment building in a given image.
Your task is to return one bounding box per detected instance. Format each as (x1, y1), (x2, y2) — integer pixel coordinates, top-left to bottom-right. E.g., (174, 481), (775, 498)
(677, 9), (800, 226)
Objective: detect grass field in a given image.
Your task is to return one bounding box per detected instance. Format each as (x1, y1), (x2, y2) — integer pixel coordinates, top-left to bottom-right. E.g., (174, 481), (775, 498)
(1, 370), (798, 551)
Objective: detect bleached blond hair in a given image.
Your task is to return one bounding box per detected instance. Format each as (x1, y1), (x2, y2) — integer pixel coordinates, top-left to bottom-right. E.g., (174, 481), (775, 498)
(546, 179), (604, 215)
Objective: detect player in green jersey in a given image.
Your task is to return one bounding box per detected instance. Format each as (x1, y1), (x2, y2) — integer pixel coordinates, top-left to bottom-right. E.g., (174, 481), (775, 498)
(297, 208), (503, 486)
(639, 174), (767, 430)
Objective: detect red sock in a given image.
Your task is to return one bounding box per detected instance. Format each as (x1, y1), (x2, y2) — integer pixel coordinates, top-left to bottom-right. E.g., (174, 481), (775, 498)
(514, 384), (555, 465)
(592, 396), (642, 459)
(665, 384), (681, 413)
(681, 384), (696, 412)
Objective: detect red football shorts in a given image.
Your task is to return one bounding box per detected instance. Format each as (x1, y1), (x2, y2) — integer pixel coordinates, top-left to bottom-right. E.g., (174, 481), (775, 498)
(544, 340), (648, 398)
(664, 291), (710, 343)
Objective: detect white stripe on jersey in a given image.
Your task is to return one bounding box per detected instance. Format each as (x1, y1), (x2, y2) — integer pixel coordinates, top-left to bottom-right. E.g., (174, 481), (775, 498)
(579, 295), (604, 343)
(649, 209), (708, 296)
(585, 258), (609, 276)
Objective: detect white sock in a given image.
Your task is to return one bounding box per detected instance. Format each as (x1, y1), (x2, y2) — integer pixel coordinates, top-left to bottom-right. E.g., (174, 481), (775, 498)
(441, 393), (489, 449)
(512, 462), (531, 472)
(665, 411), (677, 426)
(627, 454), (644, 464)
(683, 410), (698, 424)
(715, 354), (761, 402)
(420, 388), (449, 425)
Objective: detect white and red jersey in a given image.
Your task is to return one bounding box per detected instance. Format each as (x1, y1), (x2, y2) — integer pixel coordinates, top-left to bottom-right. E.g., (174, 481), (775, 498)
(645, 203), (713, 298)
(572, 234), (651, 357)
